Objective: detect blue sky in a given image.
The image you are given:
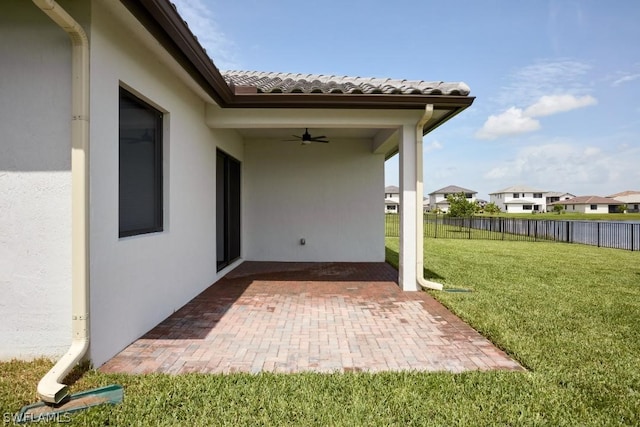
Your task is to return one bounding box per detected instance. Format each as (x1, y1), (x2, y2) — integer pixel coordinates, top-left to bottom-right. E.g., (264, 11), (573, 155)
(173, 0), (640, 199)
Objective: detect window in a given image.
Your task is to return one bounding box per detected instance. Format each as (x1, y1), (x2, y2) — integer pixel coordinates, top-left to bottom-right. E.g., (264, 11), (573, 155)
(590, 204), (597, 210)
(388, 205), (397, 211)
(523, 205), (532, 210)
(119, 88), (163, 237)
(533, 193), (542, 198)
(512, 193), (519, 198)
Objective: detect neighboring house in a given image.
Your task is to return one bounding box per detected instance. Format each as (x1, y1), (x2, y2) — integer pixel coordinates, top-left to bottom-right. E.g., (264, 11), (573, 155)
(384, 186), (429, 213)
(489, 185), (547, 213)
(545, 191), (576, 206)
(607, 190), (640, 213)
(550, 196), (624, 214)
(423, 197), (430, 213)
(428, 185), (477, 213)
(384, 185), (400, 214)
(1, 0), (474, 395)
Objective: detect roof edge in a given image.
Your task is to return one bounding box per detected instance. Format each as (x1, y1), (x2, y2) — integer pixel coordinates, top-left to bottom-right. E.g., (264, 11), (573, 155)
(120, 0), (475, 112)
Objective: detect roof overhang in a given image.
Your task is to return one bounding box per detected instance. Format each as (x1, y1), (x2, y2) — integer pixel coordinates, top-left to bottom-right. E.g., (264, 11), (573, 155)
(119, 0), (474, 136)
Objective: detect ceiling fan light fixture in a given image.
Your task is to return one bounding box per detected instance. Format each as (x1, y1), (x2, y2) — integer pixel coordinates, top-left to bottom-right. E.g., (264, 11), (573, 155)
(282, 128), (330, 144)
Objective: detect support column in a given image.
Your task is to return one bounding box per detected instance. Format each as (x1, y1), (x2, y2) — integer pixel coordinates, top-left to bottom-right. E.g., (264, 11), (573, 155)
(398, 124), (419, 291)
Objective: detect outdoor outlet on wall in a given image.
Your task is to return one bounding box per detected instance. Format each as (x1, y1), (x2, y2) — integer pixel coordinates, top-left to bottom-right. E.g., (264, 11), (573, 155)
(300, 238), (306, 245)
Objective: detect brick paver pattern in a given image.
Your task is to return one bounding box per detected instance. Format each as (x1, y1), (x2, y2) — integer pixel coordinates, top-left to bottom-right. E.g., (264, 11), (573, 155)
(100, 262), (524, 375)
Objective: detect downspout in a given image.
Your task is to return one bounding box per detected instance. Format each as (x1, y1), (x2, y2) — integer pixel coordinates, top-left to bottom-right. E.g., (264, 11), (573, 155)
(415, 105), (443, 291)
(32, 0), (90, 404)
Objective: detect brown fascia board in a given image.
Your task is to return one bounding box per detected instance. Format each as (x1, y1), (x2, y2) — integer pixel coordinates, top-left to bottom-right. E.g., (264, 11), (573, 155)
(120, 0), (475, 115)
(119, 0), (234, 106)
(229, 93), (475, 110)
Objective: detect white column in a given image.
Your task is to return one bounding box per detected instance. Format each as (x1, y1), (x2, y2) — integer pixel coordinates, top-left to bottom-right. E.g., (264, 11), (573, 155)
(398, 124), (419, 291)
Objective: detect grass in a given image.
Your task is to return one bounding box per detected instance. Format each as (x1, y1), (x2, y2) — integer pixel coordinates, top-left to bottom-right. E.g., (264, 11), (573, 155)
(2, 239), (639, 425)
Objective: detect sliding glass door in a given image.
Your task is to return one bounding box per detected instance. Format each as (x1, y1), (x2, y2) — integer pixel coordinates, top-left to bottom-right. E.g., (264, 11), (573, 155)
(216, 150), (241, 271)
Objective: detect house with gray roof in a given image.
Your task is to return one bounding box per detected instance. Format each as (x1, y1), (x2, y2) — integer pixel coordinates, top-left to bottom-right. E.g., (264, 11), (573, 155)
(608, 190), (640, 212)
(384, 185), (400, 213)
(549, 196), (624, 214)
(489, 185), (548, 213)
(2, 0), (473, 403)
(428, 185), (477, 213)
(545, 191), (576, 206)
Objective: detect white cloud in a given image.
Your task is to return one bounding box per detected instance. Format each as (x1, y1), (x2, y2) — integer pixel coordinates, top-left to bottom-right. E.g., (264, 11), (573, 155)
(476, 94), (597, 140)
(475, 107), (540, 140)
(172, 0), (240, 70)
(495, 59), (593, 107)
(524, 94), (597, 117)
(483, 142), (640, 195)
(612, 73), (640, 87)
(424, 140), (443, 153)
(476, 59), (598, 140)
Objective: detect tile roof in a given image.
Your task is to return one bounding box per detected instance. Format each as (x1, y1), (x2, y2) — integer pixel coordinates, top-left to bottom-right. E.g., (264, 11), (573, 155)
(490, 185), (546, 194)
(222, 71), (471, 96)
(429, 185), (476, 195)
(385, 185), (400, 193)
(549, 196), (623, 205)
(504, 198), (539, 205)
(606, 190), (640, 198)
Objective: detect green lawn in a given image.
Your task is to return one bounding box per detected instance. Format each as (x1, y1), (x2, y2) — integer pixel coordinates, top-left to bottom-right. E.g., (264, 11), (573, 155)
(1, 239), (639, 425)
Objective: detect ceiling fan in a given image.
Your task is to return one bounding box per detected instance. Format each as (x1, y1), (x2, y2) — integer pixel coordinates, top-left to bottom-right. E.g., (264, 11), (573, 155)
(284, 128), (329, 144)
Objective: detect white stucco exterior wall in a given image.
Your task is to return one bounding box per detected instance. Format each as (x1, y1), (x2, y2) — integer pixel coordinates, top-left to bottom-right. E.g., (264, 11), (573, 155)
(564, 204), (610, 214)
(87, 1), (244, 366)
(244, 139), (384, 262)
(0, 1), (85, 359)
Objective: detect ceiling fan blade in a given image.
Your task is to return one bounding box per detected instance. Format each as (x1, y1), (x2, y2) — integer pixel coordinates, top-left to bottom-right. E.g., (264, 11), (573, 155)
(311, 135), (327, 140)
(311, 139), (329, 143)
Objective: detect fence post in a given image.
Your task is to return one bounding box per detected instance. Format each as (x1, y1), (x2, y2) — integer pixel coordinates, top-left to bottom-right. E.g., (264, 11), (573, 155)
(501, 218), (505, 240)
(434, 214), (438, 239)
(631, 223), (635, 251)
(534, 220), (537, 241)
(597, 222), (600, 247)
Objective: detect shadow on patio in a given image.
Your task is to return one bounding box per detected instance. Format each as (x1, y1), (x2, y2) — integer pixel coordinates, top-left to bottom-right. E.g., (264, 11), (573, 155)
(100, 261), (523, 374)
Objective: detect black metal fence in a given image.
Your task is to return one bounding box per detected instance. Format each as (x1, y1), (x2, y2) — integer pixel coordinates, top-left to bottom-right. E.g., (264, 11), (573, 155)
(385, 214), (640, 251)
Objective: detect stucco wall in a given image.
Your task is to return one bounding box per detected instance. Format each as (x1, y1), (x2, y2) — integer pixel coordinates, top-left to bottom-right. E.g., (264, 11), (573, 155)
(87, 1), (244, 367)
(566, 204), (609, 214)
(244, 139), (385, 262)
(0, 0), (87, 359)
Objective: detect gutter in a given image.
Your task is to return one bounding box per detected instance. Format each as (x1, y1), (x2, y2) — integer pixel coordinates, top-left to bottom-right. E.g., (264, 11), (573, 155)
(32, 0), (90, 404)
(415, 105), (443, 291)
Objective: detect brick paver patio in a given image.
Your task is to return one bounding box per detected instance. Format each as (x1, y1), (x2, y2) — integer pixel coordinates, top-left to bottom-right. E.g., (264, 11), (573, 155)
(100, 262), (524, 374)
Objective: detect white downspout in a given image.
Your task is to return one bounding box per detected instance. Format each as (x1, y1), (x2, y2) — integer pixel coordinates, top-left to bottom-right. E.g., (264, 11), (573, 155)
(415, 105), (443, 291)
(32, 0), (90, 404)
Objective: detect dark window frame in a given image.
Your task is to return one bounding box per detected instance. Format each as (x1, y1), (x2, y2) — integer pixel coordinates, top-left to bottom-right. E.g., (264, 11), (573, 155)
(119, 87), (164, 238)
(217, 149), (241, 271)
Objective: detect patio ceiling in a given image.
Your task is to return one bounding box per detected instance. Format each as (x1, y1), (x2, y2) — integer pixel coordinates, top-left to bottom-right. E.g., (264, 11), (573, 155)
(236, 127), (381, 141)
